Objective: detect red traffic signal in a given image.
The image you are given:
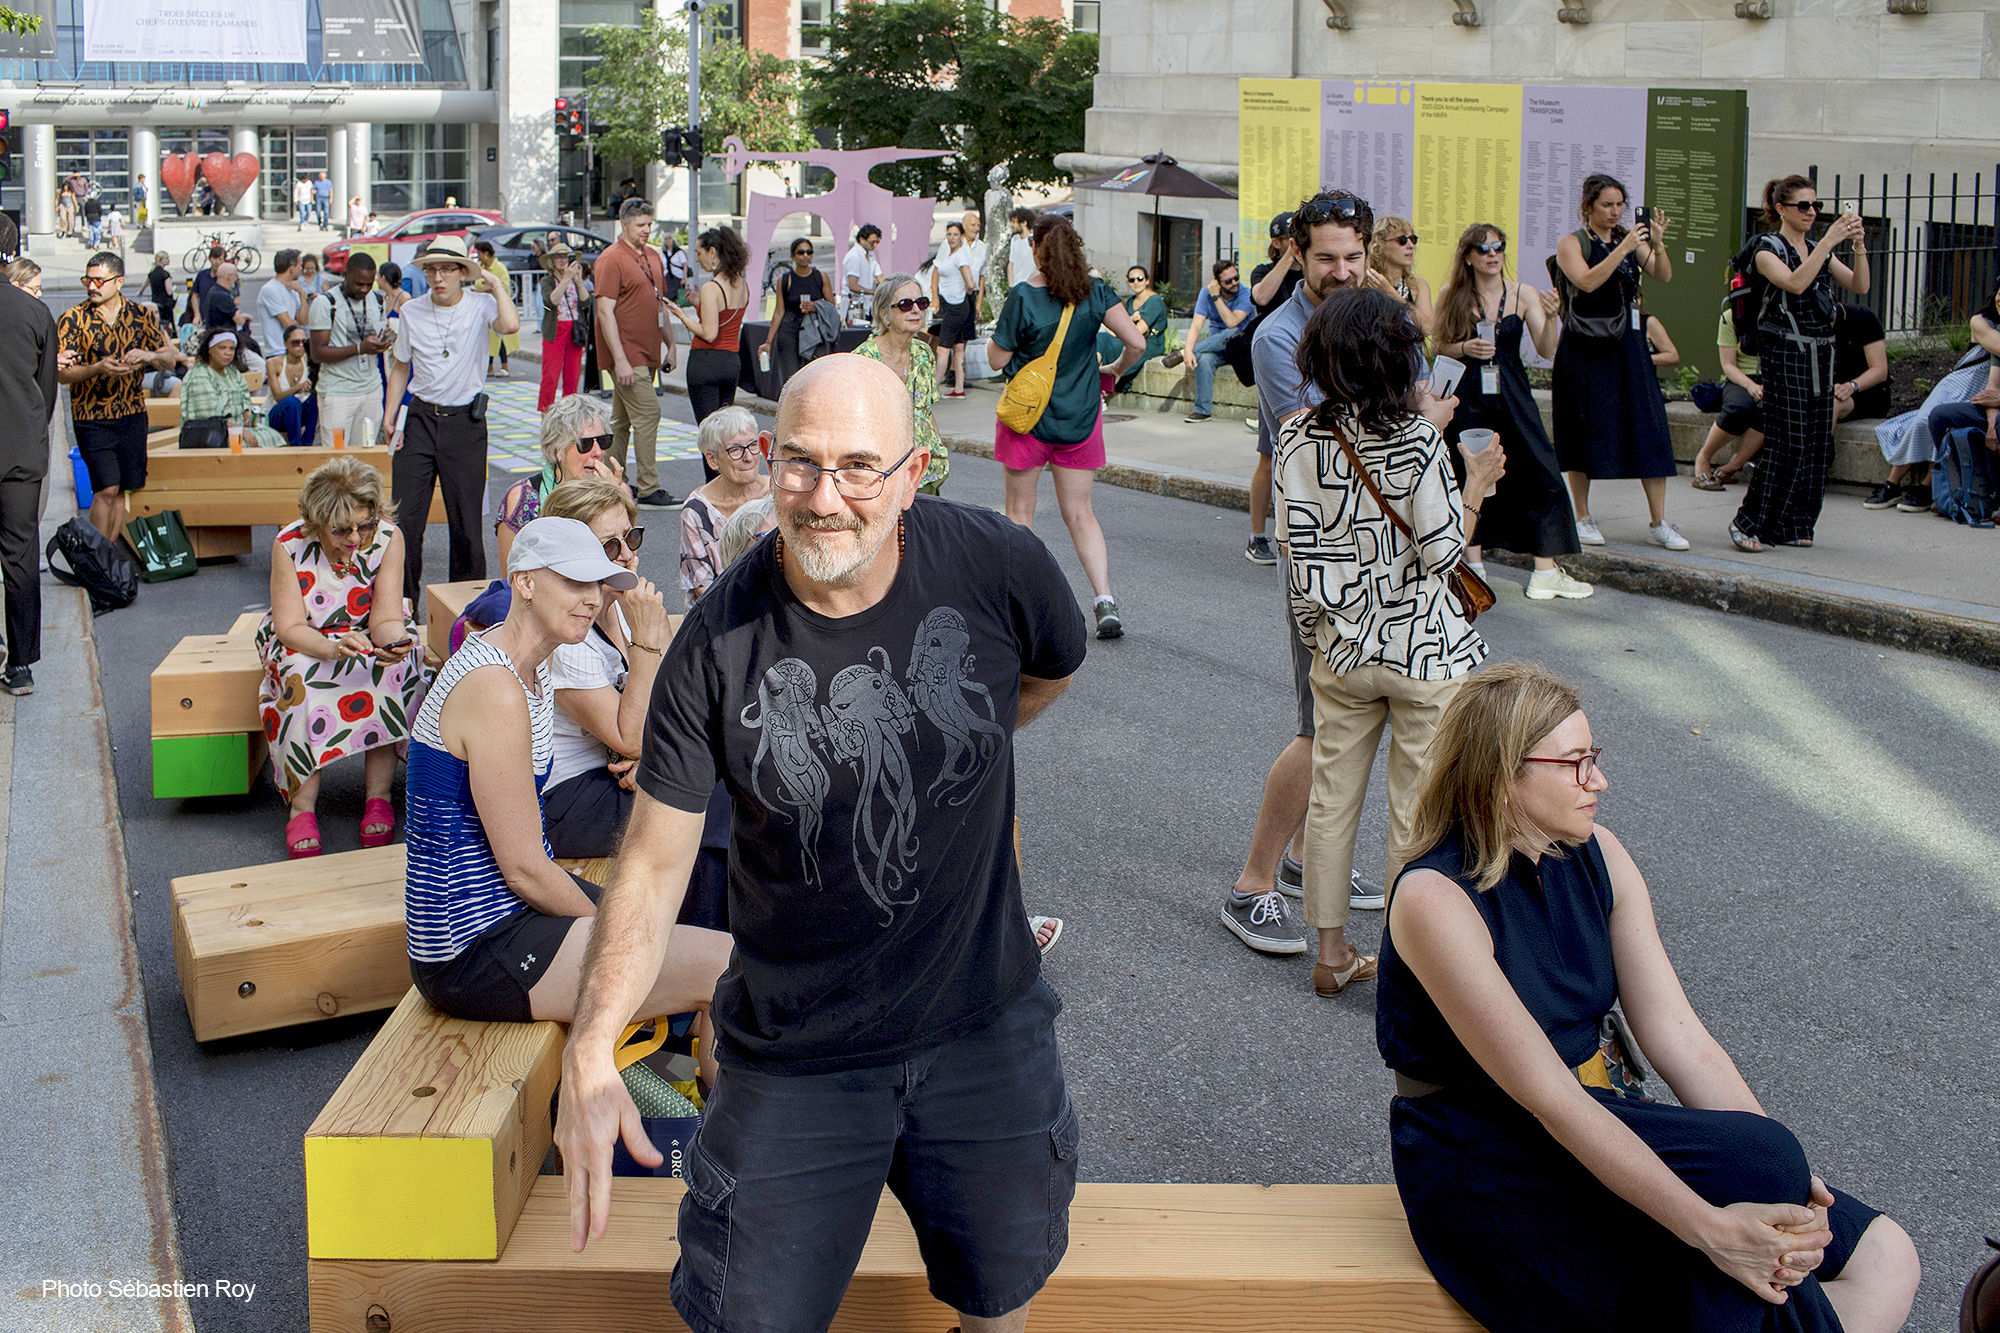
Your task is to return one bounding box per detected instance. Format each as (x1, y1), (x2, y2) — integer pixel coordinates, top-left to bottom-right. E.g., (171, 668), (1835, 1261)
(554, 97), (570, 134)
(0, 109), (11, 133)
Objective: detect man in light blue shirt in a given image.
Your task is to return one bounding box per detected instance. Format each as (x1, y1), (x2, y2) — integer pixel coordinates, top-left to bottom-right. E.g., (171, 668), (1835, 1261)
(1176, 259), (1254, 422)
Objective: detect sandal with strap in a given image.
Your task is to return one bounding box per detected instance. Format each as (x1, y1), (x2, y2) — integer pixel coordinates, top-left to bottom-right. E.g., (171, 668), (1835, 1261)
(360, 797), (396, 848)
(1312, 950), (1378, 997)
(1729, 521), (1764, 553)
(1030, 915), (1064, 957)
(1691, 469), (1726, 491)
(285, 811), (322, 860)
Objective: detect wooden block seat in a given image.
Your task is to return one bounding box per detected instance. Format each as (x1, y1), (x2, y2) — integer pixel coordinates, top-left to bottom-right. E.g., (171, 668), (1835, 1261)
(424, 579), (491, 665)
(171, 844), (413, 1041)
(309, 1177), (1483, 1332)
(150, 625), (268, 799)
(132, 442), (444, 529)
(306, 988), (566, 1263)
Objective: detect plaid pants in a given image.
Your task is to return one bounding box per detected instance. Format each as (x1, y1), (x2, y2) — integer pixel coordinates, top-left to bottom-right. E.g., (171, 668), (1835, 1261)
(1733, 335), (1835, 543)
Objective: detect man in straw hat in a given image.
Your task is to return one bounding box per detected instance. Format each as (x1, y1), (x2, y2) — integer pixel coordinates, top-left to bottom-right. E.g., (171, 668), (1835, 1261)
(380, 233), (520, 591)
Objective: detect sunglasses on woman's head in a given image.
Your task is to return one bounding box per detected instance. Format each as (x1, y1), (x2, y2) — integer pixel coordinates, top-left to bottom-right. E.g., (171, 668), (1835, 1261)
(603, 527), (646, 559)
(574, 432), (613, 455)
(891, 296), (932, 313)
(1473, 240), (1506, 255)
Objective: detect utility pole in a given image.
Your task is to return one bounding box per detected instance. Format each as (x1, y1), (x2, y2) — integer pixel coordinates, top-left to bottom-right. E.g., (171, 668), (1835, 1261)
(685, 0), (702, 240)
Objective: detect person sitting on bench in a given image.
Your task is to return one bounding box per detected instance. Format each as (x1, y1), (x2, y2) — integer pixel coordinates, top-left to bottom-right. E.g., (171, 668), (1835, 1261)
(256, 457), (424, 858)
(495, 392), (627, 570)
(1376, 661), (1919, 1333)
(403, 516), (730, 1054)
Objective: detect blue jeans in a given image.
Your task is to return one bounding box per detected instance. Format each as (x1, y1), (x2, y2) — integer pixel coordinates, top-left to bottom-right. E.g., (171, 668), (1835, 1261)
(86, 222), (100, 246)
(1192, 329), (1242, 415)
(314, 198), (328, 227)
(267, 395), (320, 447)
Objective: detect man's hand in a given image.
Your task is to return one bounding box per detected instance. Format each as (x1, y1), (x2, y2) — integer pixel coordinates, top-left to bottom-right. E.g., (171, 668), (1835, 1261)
(1834, 380), (1854, 403)
(608, 757), (640, 792)
(1969, 386), (2000, 410)
(557, 1049), (659, 1252)
(614, 358), (636, 389)
(1205, 277), (1221, 299)
(1987, 408), (1998, 451)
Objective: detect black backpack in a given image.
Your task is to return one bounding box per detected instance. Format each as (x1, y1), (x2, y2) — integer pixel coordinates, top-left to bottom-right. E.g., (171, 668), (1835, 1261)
(1723, 234), (1776, 358)
(46, 516), (139, 615)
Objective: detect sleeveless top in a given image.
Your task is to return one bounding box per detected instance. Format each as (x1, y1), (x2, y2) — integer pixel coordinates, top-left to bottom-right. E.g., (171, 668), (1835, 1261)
(693, 285), (747, 353)
(404, 632), (555, 963)
(779, 268), (822, 322)
(1376, 830), (1618, 1087)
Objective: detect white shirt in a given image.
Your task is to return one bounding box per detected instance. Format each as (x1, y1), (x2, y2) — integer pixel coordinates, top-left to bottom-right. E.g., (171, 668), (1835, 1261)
(963, 237), (989, 286)
(842, 242), (881, 295)
(933, 241), (972, 304)
(547, 606), (629, 789)
(309, 288), (389, 395)
(256, 279), (303, 357)
(1008, 234), (1037, 286)
(391, 289), (499, 406)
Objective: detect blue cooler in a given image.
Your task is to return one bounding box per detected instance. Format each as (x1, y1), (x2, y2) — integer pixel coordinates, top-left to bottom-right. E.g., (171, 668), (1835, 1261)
(69, 446), (94, 504)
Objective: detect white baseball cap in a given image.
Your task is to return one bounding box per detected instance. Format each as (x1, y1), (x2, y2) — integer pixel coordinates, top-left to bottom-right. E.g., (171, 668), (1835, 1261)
(507, 516), (639, 590)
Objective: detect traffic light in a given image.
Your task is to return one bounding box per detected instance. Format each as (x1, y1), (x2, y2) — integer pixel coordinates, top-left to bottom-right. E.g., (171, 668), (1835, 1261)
(554, 97), (570, 135)
(661, 126), (684, 165)
(0, 110), (11, 184)
(566, 98), (587, 138)
(681, 126), (704, 170)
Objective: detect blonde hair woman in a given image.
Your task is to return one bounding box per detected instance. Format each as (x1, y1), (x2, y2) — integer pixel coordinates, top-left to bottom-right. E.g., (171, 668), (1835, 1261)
(1377, 661), (1917, 1333)
(1367, 216), (1434, 335)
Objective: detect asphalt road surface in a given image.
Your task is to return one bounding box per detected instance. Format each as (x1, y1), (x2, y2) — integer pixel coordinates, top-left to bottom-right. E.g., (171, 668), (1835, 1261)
(96, 393), (1998, 1330)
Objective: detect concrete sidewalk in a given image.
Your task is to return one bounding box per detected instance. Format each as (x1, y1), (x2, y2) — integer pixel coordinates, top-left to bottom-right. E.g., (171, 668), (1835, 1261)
(522, 333), (2000, 665)
(0, 449), (191, 1331)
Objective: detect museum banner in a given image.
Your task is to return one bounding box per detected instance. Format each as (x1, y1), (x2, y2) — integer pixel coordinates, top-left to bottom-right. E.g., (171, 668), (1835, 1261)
(319, 0), (426, 65)
(82, 0), (308, 63)
(0, 0), (57, 60)
(1238, 80), (1321, 250)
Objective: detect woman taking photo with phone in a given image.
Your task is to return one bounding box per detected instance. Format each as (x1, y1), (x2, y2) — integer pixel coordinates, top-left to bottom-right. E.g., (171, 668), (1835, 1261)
(1729, 176), (1870, 551)
(1552, 174), (1684, 551)
(256, 457), (424, 859)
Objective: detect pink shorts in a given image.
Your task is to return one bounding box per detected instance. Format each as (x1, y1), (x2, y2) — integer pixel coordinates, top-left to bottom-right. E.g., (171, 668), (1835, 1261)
(994, 409), (1106, 472)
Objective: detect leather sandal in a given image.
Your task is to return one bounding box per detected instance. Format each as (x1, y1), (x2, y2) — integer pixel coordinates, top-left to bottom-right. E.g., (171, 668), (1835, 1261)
(1691, 469), (1726, 491)
(1312, 950), (1378, 997)
(285, 811), (322, 859)
(1729, 521), (1764, 553)
(1030, 915), (1064, 957)
(360, 797), (395, 848)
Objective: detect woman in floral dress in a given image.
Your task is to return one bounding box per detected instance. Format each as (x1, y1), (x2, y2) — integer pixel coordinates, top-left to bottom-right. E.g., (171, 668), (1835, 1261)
(256, 457), (427, 858)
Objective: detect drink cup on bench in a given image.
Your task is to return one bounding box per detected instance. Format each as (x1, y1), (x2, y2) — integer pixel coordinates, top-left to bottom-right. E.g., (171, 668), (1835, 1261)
(332, 427), (345, 450)
(228, 423), (242, 453)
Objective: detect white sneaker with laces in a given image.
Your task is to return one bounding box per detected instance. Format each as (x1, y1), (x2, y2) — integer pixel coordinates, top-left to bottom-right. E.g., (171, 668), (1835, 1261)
(1576, 516), (1605, 546)
(1649, 521), (1690, 551)
(1525, 566), (1595, 600)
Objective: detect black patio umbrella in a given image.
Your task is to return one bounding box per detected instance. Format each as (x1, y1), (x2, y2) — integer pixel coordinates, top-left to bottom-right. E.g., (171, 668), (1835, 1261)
(1071, 152), (1237, 280)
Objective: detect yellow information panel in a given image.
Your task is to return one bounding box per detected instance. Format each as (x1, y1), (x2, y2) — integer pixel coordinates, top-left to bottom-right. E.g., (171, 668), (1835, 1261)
(1238, 79), (1322, 247)
(1411, 83), (1522, 295)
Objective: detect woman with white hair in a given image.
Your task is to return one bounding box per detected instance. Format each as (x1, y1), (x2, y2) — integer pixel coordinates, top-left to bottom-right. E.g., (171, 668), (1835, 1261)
(854, 272), (947, 493)
(679, 405), (769, 604)
(495, 391), (626, 568)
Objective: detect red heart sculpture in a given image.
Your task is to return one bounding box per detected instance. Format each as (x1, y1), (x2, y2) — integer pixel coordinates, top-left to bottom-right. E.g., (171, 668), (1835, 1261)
(160, 152), (199, 212)
(202, 151), (261, 213)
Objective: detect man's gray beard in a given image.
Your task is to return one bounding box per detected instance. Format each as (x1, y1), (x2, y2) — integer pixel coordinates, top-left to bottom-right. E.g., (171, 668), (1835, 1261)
(782, 511), (895, 587)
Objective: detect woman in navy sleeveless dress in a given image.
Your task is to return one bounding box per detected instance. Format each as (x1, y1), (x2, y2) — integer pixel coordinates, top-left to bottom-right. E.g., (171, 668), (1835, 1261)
(1377, 662), (1918, 1333)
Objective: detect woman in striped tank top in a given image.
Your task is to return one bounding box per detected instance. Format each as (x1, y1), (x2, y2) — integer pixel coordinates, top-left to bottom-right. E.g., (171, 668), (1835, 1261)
(404, 516), (731, 1052)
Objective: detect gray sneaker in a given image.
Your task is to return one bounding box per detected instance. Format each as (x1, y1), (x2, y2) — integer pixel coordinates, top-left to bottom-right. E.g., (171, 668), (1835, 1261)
(1220, 889), (1308, 954)
(1349, 870), (1386, 911)
(1244, 533), (1278, 565)
(1275, 855), (1304, 899)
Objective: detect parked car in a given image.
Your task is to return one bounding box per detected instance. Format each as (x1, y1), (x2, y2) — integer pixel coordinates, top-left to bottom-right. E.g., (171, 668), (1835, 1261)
(321, 208), (507, 273)
(471, 224), (612, 274)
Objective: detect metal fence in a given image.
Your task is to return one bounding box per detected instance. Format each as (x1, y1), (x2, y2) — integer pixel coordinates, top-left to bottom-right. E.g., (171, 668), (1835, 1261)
(1813, 166), (1999, 337)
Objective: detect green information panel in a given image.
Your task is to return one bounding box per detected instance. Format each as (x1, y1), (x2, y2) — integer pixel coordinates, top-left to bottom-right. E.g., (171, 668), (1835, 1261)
(1643, 88), (1749, 381)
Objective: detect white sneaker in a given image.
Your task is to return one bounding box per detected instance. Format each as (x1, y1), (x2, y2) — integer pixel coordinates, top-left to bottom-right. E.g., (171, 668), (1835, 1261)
(1525, 566), (1595, 600)
(1648, 521), (1690, 551)
(1576, 516), (1605, 546)
(1467, 560), (1487, 578)
(1243, 414), (1259, 433)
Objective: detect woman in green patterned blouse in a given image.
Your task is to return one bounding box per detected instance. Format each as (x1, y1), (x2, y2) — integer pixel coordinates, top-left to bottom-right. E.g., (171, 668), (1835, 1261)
(180, 327), (286, 448)
(854, 273), (947, 495)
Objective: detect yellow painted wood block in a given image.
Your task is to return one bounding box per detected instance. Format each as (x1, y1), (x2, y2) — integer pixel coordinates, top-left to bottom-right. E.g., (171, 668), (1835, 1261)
(305, 989), (566, 1262)
(309, 1178), (1483, 1332)
(171, 845), (410, 1041)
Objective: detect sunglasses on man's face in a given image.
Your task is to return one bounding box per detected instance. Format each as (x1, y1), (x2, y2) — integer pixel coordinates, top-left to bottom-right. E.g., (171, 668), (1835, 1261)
(891, 296), (932, 313)
(602, 527), (646, 560)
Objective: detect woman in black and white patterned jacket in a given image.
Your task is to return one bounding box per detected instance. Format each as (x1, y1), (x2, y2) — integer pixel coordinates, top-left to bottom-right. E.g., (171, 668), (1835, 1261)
(1273, 286), (1506, 1001)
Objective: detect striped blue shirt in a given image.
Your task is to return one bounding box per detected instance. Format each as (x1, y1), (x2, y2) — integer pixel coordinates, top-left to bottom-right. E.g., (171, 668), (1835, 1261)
(404, 633), (555, 964)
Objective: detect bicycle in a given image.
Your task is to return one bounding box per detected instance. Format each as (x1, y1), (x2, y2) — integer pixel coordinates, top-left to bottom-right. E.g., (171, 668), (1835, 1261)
(183, 235), (263, 277)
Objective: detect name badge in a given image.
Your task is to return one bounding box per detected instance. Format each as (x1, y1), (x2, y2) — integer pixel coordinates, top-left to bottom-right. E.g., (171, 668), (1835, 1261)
(1631, 307), (1642, 332)
(1481, 365), (1499, 395)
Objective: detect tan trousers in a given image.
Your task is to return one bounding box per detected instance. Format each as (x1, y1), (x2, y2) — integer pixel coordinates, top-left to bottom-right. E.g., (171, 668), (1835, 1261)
(1302, 645), (1466, 931)
(611, 372), (662, 496)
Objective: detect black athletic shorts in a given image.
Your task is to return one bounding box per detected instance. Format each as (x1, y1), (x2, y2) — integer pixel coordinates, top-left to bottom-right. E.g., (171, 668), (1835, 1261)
(410, 873), (601, 1022)
(75, 412), (151, 494)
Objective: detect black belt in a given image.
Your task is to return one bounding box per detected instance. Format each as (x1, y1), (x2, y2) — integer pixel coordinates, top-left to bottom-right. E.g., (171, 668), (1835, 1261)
(410, 397), (473, 417)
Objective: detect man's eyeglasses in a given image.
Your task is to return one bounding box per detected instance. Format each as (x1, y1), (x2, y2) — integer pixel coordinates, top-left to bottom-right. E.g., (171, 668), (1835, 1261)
(574, 432), (613, 455)
(769, 445), (918, 500)
(603, 527), (646, 560)
(1522, 747), (1603, 786)
(327, 519), (381, 542)
(1388, 234), (1419, 247)
(890, 296), (932, 313)
(1473, 240), (1507, 255)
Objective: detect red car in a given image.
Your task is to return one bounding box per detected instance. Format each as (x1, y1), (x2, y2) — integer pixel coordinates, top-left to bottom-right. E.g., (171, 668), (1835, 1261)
(322, 208), (507, 274)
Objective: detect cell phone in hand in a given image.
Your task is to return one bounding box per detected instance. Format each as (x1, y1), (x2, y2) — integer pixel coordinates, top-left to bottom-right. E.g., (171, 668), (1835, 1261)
(1634, 205), (1651, 229)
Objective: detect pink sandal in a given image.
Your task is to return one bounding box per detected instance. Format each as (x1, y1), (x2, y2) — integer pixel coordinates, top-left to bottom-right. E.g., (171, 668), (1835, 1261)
(285, 811), (322, 859)
(360, 798), (395, 848)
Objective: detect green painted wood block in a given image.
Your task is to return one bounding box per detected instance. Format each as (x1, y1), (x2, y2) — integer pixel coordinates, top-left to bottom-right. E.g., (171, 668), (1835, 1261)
(153, 732), (261, 799)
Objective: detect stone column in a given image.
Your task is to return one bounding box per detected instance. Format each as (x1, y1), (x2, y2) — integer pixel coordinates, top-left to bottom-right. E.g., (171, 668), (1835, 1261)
(499, 0), (559, 224)
(24, 122), (55, 238)
(346, 122), (371, 218)
(130, 126), (159, 227)
(230, 124), (260, 219)
(328, 124), (349, 229)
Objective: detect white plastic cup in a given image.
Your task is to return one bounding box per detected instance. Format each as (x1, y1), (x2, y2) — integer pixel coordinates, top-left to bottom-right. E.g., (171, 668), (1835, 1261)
(332, 427), (345, 450)
(1475, 320), (1496, 343)
(1427, 355), (1466, 401)
(1459, 428), (1497, 453)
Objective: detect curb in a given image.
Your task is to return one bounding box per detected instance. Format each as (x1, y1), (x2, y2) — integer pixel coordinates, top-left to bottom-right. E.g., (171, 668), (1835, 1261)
(517, 348), (2000, 667)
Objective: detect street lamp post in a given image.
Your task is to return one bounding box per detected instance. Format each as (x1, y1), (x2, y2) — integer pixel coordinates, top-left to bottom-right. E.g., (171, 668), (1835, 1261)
(686, 0), (702, 240)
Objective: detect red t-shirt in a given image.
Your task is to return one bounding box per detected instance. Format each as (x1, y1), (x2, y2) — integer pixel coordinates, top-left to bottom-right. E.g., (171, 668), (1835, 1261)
(594, 240), (666, 371)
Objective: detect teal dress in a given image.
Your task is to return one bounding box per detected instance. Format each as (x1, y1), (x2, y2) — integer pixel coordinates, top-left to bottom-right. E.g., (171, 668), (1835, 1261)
(993, 278), (1119, 445)
(1097, 291), (1166, 391)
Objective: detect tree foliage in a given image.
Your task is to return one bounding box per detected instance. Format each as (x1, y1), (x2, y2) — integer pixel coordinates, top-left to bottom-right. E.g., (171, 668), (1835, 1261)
(584, 15), (810, 169)
(0, 6), (43, 34)
(803, 0), (1098, 204)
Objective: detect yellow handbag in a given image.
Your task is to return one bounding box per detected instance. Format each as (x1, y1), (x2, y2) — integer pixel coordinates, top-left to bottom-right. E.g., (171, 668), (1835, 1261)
(995, 300), (1077, 433)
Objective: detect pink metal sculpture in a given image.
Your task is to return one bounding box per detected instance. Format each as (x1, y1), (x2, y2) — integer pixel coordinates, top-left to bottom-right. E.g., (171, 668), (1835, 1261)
(720, 136), (954, 284)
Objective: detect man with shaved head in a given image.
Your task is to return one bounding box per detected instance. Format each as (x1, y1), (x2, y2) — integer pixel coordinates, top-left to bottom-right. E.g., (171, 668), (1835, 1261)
(558, 354), (1089, 1333)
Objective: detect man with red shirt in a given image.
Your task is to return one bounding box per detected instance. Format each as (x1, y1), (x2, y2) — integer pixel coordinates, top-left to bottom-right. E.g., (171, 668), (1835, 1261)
(595, 197), (679, 508)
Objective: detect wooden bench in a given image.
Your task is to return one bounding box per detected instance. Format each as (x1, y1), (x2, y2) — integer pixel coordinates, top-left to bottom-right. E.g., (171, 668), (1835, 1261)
(171, 844), (413, 1041)
(149, 610), (268, 798)
(309, 1176), (1482, 1331)
(305, 988), (566, 1263)
(130, 443), (445, 560)
(424, 579), (491, 665)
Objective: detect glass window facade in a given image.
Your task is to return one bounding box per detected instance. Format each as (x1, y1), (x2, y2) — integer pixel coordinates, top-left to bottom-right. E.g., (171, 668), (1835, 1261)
(800, 0), (838, 55)
(54, 127), (130, 207)
(559, 0), (644, 93)
(1072, 1), (1099, 32)
(261, 127), (329, 220)
(372, 123), (468, 215)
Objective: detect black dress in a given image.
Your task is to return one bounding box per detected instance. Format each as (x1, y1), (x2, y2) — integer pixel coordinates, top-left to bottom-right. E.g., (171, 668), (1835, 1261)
(1377, 832), (1882, 1333)
(1552, 233), (1675, 480)
(772, 266), (825, 393)
(1733, 236), (1839, 545)
(1445, 286), (1580, 559)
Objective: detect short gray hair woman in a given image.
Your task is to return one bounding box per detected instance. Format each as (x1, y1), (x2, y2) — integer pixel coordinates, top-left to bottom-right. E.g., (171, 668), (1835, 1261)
(495, 391), (620, 568)
(696, 405), (759, 471)
(683, 405), (771, 603)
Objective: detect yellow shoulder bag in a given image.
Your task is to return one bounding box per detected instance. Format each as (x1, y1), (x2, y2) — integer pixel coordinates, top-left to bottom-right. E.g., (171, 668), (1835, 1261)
(995, 300), (1077, 433)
